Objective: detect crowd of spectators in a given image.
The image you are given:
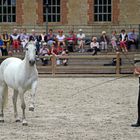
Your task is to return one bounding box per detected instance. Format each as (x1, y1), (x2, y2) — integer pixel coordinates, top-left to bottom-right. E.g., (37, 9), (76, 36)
(0, 28), (139, 65)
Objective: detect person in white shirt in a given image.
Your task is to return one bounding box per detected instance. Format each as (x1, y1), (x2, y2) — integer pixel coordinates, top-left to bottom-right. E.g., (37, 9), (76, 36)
(56, 30), (66, 53)
(77, 29), (85, 52)
(89, 36), (100, 55)
(119, 29), (128, 52)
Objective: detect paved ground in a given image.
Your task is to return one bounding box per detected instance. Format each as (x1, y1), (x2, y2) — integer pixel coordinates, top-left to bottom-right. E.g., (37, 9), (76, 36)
(0, 77), (140, 140)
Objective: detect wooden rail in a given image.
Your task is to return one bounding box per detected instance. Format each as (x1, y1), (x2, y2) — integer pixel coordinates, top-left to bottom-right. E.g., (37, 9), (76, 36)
(0, 52), (135, 77)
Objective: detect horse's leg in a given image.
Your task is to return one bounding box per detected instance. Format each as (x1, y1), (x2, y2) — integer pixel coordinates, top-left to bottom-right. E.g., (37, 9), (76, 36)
(29, 81), (37, 111)
(0, 84), (8, 123)
(19, 91), (27, 126)
(13, 90), (20, 122)
(0, 87), (4, 122)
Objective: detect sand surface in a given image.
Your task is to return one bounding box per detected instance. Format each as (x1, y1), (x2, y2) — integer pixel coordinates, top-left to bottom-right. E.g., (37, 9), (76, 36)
(0, 77), (140, 140)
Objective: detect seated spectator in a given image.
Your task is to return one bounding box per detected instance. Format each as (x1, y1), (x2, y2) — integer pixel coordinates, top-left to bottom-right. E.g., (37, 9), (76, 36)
(87, 37), (100, 55)
(1, 30), (10, 55)
(39, 42), (50, 66)
(10, 28), (20, 53)
(38, 31), (46, 44)
(100, 31), (109, 52)
(56, 29), (66, 53)
(110, 30), (119, 51)
(66, 30), (76, 52)
(51, 42), (58, 56)
(29, 29), (40, 55)
(0, 35), (3, 56)
(119, 29), (128, 52)
(77, 29), (85, 53)
(127, 28), (138, 50)
(20, 28), (29, 49)
(45, 29), (56, 47)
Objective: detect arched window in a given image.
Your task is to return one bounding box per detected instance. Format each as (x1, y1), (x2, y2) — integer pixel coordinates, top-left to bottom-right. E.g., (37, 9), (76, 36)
(0, 0), (16, 22)
(94, 0), (112, 22)
(43, 0), (61, 22)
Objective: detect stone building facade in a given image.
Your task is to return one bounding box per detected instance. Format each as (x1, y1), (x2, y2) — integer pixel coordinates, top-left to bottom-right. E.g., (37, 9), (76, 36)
(0, 0), (140, 35)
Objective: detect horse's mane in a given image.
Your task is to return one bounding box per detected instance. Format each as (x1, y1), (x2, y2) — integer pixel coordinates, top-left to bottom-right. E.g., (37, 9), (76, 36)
(25, 41), (35, 48)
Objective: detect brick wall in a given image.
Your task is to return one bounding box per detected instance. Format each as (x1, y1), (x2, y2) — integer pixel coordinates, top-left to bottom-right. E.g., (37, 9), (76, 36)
(16, 0), (24, 25)
(36, 0), (43, 25)
(119, 0), (140, 24)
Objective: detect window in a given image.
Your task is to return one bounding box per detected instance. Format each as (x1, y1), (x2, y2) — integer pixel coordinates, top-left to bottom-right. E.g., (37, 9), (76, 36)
(0, 0), (16, 22)
(94, 0), (112, 22)
(43, 0), (61, 22)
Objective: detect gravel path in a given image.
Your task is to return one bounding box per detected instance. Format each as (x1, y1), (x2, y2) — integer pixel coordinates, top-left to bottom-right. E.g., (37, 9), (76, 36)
(0, 77), (140, 140)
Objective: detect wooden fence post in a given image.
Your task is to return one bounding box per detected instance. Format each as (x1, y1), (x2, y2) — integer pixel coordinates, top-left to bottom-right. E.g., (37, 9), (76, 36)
(116, 52), (120, 75)
(51, 54), (56, 76)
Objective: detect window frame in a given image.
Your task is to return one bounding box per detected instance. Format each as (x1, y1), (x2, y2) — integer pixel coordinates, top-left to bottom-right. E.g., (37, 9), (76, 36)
(43, 0), (61, 23)
(0, 0), (16, 23)
(94, 0), (112, 22)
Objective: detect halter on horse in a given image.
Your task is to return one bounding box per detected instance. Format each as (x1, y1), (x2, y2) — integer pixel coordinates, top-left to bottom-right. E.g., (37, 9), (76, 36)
(0, 42), (38, 126)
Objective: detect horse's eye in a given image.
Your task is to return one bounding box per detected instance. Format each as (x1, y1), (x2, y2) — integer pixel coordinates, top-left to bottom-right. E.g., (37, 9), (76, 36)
(26, 48), (28, 51)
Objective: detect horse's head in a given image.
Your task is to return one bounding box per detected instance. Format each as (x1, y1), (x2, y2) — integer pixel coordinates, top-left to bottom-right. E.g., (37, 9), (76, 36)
(25, 42), (37, 66)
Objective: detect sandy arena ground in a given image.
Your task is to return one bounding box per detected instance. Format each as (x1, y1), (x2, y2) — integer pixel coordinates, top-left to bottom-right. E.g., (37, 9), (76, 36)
(0, 77), (140, 140)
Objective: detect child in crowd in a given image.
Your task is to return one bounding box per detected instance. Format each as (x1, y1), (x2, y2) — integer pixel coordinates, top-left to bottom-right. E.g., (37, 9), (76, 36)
(61, 49), (69, 66)
(110, 30), (118, 51)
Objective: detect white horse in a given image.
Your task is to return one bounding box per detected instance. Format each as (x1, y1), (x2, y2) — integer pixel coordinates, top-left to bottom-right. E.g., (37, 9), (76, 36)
(0, 42), (38, 125)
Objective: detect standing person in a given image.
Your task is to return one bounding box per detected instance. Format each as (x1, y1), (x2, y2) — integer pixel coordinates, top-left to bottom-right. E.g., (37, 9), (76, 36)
(10, 28), (20, 53)
(1, 30), (10, 55)
(131, 65), (140, 127)
(77, 29), (85, 53)
(119, 29), (128, 52)
(100, 31), (109, 52)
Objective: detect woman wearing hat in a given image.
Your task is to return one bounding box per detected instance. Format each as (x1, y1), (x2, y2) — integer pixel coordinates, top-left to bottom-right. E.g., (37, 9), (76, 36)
(87, 36), (100, 55)
(100, 31), (109, 52)
(77, 29), (85, 53)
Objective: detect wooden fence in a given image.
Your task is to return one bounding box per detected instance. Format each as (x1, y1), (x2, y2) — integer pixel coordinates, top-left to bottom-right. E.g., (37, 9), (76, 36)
(0, 52), (136, 77)
(38, 52), (135, 77)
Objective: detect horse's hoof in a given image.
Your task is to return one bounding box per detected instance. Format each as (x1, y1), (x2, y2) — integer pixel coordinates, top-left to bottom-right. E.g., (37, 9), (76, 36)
(0, 120), (4, 123)
(15, 119), (21, 123)
(22, 121), (28, 126)
(29, 107), (34, 111)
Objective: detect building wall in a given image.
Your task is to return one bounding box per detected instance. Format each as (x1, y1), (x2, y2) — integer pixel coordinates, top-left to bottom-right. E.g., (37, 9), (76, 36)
(0, 0), (140, 34)
(67, 0), (88, 25)
(119, 0), (140, 24)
